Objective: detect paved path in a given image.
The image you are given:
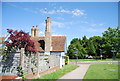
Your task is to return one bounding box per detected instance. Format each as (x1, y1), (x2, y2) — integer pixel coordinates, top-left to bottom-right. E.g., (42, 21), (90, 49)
(59, 64), (90, 79)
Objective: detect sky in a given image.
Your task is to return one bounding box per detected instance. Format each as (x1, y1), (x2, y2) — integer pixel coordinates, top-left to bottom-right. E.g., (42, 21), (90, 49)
(1, 2), (118, 47)
(1, 0), (120, 2)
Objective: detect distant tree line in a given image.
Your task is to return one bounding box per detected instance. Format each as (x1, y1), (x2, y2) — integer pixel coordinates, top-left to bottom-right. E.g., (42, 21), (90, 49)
(66, 27), (120, 59)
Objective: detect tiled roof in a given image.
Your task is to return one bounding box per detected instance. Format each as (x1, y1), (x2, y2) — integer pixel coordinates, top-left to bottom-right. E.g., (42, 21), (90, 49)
(31, 36), (66, 52)
(0, 37), (5, 39)
(0, 37), (5, 43)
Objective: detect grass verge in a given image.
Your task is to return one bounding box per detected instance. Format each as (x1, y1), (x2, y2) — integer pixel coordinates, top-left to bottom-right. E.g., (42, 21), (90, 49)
(33, 64), (79, 81)
(83, 64), (119, 79)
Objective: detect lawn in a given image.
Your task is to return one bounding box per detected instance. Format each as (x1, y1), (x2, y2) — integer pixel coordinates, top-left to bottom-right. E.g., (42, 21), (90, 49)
(70, 58), (120, 61)
(33, 64), (79, 80)
(84, 64), (119, 79)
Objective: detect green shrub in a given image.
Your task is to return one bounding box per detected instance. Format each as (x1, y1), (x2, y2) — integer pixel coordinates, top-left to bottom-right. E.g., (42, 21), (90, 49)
(93, 56), (100, 59)
(116, 53), (120, 58)
(65, 56), (69, 65)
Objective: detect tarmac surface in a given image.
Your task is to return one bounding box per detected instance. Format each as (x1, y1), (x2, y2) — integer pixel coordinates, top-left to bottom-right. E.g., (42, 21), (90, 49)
(70, 61), (119, 65)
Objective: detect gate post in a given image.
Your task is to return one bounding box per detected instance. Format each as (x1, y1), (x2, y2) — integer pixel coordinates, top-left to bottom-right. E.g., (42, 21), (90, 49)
(37, 52), (40, 77)
(20, 48), (25, 71)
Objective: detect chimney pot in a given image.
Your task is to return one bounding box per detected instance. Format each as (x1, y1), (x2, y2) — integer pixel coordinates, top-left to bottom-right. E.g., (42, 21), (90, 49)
(47, 17), (50, 19)
(36, 25), (38, 28)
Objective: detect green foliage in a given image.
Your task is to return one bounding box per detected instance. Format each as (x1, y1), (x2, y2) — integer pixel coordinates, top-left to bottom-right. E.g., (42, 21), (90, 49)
(87, 40), (96, 55)
(116, 53), (120, 58)
(70, 38), (79, 44)
(65, 56), (69, 65)
(67, 44), (76, 59)
(67, 27), (120, 59)
(17, 66), (24, 77)
(102, 27), (119, 58)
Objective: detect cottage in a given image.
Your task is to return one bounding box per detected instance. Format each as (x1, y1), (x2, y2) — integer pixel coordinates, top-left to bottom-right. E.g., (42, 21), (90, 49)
(31, 17), (66, 68)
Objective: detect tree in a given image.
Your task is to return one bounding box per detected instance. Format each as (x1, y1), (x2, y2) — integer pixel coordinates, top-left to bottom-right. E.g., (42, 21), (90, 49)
(87, 40), (96, 56)
(75, 40), (87, 59)
(102, 27), (119, 58)
(4, 29), (36, 54)
(81, 35), (88, 48)
(89, 36), (105, 57)
(67, 44), (76, 59)
(67, 27), (119, 59)
(67, 37), (88, 59)
(70, 38), (79, 44)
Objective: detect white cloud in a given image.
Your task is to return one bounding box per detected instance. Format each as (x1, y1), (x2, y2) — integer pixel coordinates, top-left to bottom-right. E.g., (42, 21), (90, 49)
(39, 31), (44, 34)
(91, 23), (104, 27)
(52, 33), (63, 36)
(71, 9), (84, 16)
(80, 21), (88, 24)
(8, 3), (85, 16)
(85, 28), (106, 32)
(40, 8), (56, 14)
(91, 24), (97, 27)
(23, 8), (38, 14)
(23, 8), (29, 11)
(40, 8), (85, 16)
(39, 22), (46, 27)
(86, 28), (97, 32)
(99, 23), (104, 26)
(39, 20), (75, 29)
(39, 20), (67, 29)
(51, 21), (65, 28)
(39, 31), (44, 36)
(8, 3), (38, 14)
(54, 17), (64, 20)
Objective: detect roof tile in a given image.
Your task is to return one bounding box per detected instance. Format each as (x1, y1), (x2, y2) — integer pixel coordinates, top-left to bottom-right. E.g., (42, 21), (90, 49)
(31, 36), (66, 52)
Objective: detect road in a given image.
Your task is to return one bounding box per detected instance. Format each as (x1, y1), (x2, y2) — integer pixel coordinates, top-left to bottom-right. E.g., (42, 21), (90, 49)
(70, 61), (119, 65)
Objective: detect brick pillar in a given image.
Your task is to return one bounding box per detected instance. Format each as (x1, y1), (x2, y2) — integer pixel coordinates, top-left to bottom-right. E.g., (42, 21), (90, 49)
(20, 48), (25, 70)
(28, 54), (31, 74)
(37, 52), (40, 77)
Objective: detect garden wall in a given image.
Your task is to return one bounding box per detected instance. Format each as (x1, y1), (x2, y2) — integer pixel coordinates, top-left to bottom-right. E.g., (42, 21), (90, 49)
(0, 50), (60, 77)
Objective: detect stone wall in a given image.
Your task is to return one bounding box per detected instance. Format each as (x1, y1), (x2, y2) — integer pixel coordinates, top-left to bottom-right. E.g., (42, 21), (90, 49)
(0, 51), (60, 77)
(0, 51), (20, 76)
(51, 51), (65, 68)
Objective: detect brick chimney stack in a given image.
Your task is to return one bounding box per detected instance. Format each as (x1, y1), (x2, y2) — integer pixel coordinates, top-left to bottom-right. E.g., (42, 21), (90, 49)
(31, 26), (39, 37)
(45, 17), (52, 55)
(31, 26), (35, 37)
(35, 26), (39, 37)
(45, 17), (51, 32)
